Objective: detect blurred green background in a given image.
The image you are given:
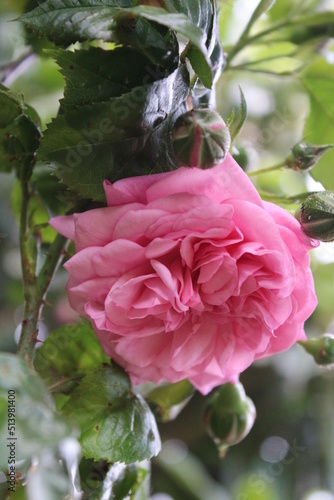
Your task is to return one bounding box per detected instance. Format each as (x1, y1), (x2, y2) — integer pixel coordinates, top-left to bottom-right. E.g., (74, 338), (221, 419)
(1, 0), (334, 499)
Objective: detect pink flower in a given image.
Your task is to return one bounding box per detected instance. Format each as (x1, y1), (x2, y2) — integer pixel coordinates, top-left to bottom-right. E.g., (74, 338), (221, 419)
(50, 155), (318, 395)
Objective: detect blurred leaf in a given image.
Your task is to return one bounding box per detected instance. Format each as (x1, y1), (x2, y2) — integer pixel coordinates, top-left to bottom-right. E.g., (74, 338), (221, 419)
(34, 322), (110, 392)
(300, 58), (334, 189)
(26, 451), (70, 500)
(243, 0), (276, 38)
(228, 86), (247, 144)
(62, 364), (161, 463)
(233, 475), (279, 500)
(268, 0), (323, 20)
(157, 441), (229, 500)
(39, 64), (189, 201)
(0, 353), (72, 469)
(0, 84), (40, 173)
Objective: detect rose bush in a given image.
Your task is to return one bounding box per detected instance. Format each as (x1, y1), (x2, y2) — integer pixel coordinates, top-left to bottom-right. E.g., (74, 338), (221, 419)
(50, 155), (318, 395)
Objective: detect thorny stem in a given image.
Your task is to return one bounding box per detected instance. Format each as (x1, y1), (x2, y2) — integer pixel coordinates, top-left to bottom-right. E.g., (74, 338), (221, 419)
(17, 162), (68, 363)
(17, 163), (37, 364)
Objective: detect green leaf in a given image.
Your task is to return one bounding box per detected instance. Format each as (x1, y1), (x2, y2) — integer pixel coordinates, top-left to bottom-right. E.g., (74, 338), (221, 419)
(0, 353), (72, 469)
(122, 2), (216, 87)
(51, 46), (167, 110)
(19, 0), (209, 56)
(300, 58), (334, 189)
(112, 12), (179, 71)
(19, 0), (132, 45)
(34, 322), (110, 392)
(39, 64), (189, 200)
(119, 5), (211, 75)
(62, 364), (161, 463)
(0, 84), (40, 173)
(187, 45), (212, 89)
(20, 0), (213, 86)
(228, 86), (247, 144)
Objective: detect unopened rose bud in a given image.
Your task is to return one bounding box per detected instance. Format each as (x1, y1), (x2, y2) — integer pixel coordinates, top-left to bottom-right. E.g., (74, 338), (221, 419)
(204, 382), (256, 457)
(299, 334), (334, 366)
(172, 108), (231, 169)
(295, 191), (334, 242)
(285, 142), (333, 171)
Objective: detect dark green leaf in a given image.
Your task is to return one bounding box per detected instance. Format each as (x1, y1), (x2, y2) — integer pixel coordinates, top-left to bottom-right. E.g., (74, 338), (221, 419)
(62, 364), (161, 463)
(34, 322), (110, 392)
(161, 0), (214, 35)
(39, 64), (189, 200)
(187, 45), (212, 89)
(19, 0), (209, 56)
(113, 464), (139, 500)
(113, 13), (179, 70)
(0, 84), (40, 173)
(300, 58), (334, 189)
(120, 4), (213, 87)
(19, 0), (132, 45)
(120, 5), (208, 54)
(0, 353), (72, 469)
(51, 46), (167, 110)
(20, 0), (213, 85)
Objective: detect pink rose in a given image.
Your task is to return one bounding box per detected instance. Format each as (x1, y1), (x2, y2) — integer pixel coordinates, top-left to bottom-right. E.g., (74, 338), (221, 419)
(50, 154), (318, 395)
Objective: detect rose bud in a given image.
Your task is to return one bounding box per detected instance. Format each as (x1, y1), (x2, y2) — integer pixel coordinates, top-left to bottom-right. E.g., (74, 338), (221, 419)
(299, 334), (334, 366)
(295, 191), (334, 242)
(285, 142), (333, 172)
(172, 108), (231, 169)
(204, 382), (256, 457)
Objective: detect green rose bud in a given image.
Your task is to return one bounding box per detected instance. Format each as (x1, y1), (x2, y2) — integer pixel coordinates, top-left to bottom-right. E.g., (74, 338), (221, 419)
(299, 334), (334, 366)
(204, 382), (256, 457)
(295, 191), (334, 242)
(285, 142), (332, 172)
(172, 108), (231, 169)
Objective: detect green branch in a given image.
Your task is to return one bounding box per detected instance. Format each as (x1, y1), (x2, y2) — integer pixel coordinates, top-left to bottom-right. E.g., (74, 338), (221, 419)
(247, 161), (286, 177)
